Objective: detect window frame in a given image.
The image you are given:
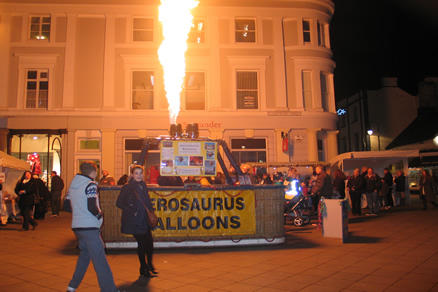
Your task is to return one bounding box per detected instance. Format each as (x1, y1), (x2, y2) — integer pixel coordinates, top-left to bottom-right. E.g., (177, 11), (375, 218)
(317, 21), (325, 47)
(302, 70), (313, 109)
(235, 18), (256, 44)
(236, 70), (259, 110)
(28, 15), (51, 41)
(230, 138), (267, 164)
(182, 71), (206, 111)
(25, 69), (49, 109)
(132, 17), (154, 42)
(131, 70), (155, 110)
(302, 19), (311, 44)
(188, 18), (205, 44)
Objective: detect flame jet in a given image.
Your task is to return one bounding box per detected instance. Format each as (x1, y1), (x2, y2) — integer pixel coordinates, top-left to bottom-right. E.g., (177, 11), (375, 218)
(158, 0), (199, 125)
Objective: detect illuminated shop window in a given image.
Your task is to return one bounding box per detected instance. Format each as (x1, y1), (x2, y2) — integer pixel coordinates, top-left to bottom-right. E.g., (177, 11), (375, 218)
(188, 19), (205, 44)
(29, 15), (51, 40)
(183, 72), (205, 110)
(25, 69), (48, 109)
(231, 138), (267, 164)
(236, 71), (258, 109)
(132, 71), (154, 110)
(317, 21), (326, 47)
(235, 19), (256, 43)
(303, 19), (311, 43)
(133, 17), (154, 42)
(302, 70), (312, 109)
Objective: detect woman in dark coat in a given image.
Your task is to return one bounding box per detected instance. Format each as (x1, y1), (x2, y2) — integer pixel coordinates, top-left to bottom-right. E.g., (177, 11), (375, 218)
(419, 170), (438, 210)
(14, 171), (38, 231)
(116, 165), (157, 277)
(333, 169), (346, 199)
(347, 168), (365, 216)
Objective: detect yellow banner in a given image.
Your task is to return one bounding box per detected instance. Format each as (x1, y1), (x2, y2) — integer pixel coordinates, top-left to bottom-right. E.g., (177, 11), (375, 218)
(149, 189), (256, 237)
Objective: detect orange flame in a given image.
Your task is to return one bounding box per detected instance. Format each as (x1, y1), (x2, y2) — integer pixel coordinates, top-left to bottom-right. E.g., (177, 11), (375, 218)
(158, 0), (199, 125)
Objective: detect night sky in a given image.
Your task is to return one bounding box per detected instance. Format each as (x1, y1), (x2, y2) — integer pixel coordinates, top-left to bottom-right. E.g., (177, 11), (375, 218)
(330, 0), (438, 101)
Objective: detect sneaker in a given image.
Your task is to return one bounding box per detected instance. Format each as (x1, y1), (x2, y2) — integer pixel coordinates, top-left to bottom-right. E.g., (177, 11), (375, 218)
(50, 215), (58, 218)
(66, 286), (76, 292)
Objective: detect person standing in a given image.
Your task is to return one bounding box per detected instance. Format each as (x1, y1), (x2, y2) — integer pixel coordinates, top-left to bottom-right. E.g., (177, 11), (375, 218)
(419, 169), (438, 210)
(116, 165), (157, 278)
(364, 168), (382, 216)
(383, 168), (394, 208)
(394, 170), (406, 206)
(50, 171), (64, 218)
(64, 161), (119, 292)
(99, 169), (115, 185)
(14, 171), (38, 231)
(311, 165), (333, 200)
(347, 168), (365, 216)
(332, 170), (346, 199)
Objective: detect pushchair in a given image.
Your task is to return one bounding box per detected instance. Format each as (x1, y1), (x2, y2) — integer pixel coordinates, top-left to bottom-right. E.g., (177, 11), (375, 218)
(284, 179), (311, 226)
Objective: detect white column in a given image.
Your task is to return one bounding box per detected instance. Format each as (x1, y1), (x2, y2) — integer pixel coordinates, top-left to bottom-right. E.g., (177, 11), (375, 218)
(273, 17), (287, 109)
(63, 14), (77, 109)
(326, 130), (339, 161)
(307, 128), (321, 162)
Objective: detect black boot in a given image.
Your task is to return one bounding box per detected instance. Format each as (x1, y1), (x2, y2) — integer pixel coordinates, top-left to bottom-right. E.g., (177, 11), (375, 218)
(148, 263), (158, 274)
(140, 265), (151, 277)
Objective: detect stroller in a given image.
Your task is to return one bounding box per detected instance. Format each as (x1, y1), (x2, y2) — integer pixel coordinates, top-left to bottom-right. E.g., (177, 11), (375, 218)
(284, 179), (311, 226)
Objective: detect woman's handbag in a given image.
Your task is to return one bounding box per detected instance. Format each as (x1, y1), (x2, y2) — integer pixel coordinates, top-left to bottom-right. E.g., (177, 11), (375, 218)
(134, 190), (159, 229)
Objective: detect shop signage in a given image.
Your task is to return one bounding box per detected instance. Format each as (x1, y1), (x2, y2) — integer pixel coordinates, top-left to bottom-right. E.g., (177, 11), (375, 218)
(159, 140), (218, 176)
(268, 111), (302, 116)
(148, 189), (256, 237)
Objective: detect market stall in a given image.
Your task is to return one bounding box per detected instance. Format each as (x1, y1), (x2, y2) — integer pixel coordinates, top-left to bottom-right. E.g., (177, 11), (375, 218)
(329, 150), (419, 205)
(0, 151), (31, 224)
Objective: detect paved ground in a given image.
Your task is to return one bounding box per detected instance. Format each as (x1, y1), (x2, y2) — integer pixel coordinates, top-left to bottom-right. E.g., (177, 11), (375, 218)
(1, 195), (438, 292)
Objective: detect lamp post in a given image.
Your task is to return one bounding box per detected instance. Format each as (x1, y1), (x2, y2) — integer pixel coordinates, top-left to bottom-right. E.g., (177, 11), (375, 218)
(367, 121), (380, 151)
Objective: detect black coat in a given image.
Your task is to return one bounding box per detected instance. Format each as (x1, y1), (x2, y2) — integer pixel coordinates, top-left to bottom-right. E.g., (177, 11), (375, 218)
(15, 178), (38, 207)
(347, 175), (365, 195)
(116, 178), (154, 235)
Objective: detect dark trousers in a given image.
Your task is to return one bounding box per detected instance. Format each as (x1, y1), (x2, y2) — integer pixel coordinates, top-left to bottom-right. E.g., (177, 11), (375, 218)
(51, 191), (61, 215)
(386, 187), (394, 207)
(350, 192), (362, 215)
(21, 205), (37, 230)
(133, 230), (154, 268)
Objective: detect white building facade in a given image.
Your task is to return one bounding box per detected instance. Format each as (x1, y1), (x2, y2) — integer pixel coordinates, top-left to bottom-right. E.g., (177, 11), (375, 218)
(0, 0), (338, 185)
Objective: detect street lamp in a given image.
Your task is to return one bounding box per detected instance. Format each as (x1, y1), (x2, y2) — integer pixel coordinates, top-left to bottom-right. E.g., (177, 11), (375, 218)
(367, 121), (380, 151)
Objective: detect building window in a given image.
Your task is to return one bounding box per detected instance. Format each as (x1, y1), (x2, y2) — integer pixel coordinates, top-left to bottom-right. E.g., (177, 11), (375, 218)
(339, 137), (347, 154)
(235, 19), (256, 43)
(353, 133), (360, 151)
(303, 20), (311, 43)
(320, 72), (330, 111)
(132, 71), (154, 110)
(231, 138), (266, 164)
(317, 21), (325, 47)
(351, 107), (358, 123)
(302, 70), (312, 108)
(184, 72), (205, 110)
(188, 19), (205, 44)
(133, 18), (153, 42)
(317, 139), (324, 161)
(25, 69), (48, 109)
(29, 15), (51, 40)
(236, 71), (258, 109)
(79, 139), (100, 151)
(339, 114), (346, 128)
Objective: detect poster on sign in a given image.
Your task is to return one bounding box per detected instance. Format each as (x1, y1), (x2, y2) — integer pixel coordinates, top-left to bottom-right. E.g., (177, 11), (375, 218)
(159, 140), (218, 176)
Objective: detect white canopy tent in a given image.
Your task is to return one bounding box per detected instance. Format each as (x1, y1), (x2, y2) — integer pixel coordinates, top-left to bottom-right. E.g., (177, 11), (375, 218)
(329, 150), (419, 205)
(0, 150), (31, 198)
